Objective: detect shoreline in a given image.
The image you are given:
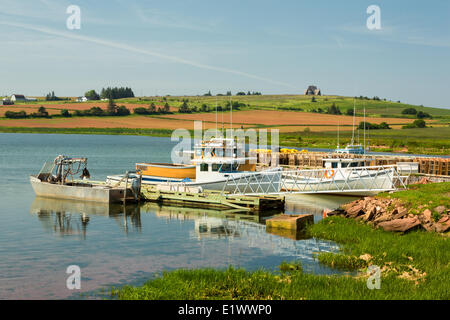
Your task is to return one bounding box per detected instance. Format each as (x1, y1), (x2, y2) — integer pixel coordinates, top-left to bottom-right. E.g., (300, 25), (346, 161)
(108, 183), (450, 300)
(0, 126), (448, 156)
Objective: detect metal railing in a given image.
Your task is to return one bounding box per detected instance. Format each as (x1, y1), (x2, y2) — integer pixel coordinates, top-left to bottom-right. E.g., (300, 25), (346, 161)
(220, 165), (410, 196)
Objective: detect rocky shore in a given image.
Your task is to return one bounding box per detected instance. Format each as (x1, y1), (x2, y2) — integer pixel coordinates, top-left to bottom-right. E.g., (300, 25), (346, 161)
(329, 196), (449, 233)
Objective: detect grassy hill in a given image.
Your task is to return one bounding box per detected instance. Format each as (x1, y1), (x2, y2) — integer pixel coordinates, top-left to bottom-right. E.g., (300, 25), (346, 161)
(2, 94), (449, 155)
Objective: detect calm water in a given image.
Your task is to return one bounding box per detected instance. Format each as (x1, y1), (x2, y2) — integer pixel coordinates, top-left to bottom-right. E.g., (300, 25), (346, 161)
(0, 133), (356, 299)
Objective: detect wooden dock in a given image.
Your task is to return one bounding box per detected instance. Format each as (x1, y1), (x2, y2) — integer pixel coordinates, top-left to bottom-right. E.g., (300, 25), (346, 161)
(140, 185), (285, 211)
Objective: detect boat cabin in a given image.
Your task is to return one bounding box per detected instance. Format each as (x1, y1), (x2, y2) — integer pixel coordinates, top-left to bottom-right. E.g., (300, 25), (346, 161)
(335, 144), (365, 155)
(192, 138), (256, 182)
(323, 158), (371, 169)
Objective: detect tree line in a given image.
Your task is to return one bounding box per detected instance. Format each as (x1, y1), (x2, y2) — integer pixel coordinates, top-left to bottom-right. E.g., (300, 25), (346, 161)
(203, 91), (261, 96)
(401, 108), (432, 119)
(84, 87), (135, 100)
(5, 106), (50, 119)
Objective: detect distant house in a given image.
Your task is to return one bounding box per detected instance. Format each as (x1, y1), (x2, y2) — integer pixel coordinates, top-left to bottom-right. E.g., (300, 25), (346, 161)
(76, 96), (88, 102)
(1, 99), (14, 105)
(304, 86), (321, 96)
(11, 94), (27, 102)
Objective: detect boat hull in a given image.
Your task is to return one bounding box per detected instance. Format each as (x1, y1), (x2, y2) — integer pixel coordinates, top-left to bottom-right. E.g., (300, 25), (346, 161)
(30, 175), (128, 203)
(136, 163), (196, 180)
(281, 169), (395, 196)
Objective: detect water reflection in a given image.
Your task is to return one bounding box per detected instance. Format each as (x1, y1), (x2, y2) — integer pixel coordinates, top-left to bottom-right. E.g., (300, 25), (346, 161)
(285, 194), (360, 222)
(30, 197), (142, 238)
(28, 196), (351, 279)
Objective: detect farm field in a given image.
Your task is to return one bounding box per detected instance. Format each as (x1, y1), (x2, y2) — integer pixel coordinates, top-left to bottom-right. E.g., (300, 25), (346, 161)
(158, 110), (415, 126)
(1, 94), (448, 154)
(0, 116), (250, 130)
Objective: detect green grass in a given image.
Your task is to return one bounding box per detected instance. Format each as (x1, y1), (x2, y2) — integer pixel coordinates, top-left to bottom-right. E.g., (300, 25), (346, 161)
(109, 216), (449, 300)
(314, 252), (367, 271)
(11, 94), (450, 119)
(279, 126), (450, 155)
(0, 126), (173, 136)
(378, 182), (450, 216)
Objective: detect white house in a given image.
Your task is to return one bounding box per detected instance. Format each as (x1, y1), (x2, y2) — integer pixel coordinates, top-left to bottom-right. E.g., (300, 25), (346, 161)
(76, 96), (88, 102)
(11, 94), (27, 102)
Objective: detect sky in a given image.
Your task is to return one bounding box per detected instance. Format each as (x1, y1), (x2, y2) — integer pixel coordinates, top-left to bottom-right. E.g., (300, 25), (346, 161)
(0, 0), (449, 108)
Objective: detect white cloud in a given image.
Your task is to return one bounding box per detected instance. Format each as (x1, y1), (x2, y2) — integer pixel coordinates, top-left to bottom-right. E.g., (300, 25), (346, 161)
(0, 20), (297, 89)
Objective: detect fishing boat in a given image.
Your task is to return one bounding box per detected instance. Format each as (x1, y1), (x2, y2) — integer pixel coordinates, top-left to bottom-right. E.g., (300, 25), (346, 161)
(31, 156), (137, 203)
(107, 137), (281, 193)
(335, 100), (367, 155)
(281, 158), (396, 196)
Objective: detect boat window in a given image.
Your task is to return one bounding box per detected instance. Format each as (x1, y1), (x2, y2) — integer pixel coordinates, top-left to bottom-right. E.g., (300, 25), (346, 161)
(350, 162), (358, 167)
(332, 162), (338, 168)
(200, 163), (209, 172)
(225, 149), (233, 157)
(212, 164), (220, 172)
(221, 164), (232, 172)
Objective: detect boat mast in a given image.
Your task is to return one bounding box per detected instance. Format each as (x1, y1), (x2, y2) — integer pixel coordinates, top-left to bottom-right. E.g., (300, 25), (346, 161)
(351, 98), (356, 145)
(337, 122), (340, 149)
(215, 97), (218, 137)
(230, 94), (233, 134)
(363, 104), (366, 152)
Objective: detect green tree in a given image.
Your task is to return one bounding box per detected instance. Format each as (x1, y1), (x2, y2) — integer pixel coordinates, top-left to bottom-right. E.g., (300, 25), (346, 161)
(402, 108), (417, 115)
(60, 109), (71, 117)
(163, 102), (170, 113)
(413, 119), (426, 128)
(84, 90), (100, 100)
(148, 102), (156, 113)
(107, 99), (117, 115)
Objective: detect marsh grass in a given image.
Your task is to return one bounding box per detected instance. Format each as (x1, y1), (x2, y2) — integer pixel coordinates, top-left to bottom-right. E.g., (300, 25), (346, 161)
(314, 252), (367, 271)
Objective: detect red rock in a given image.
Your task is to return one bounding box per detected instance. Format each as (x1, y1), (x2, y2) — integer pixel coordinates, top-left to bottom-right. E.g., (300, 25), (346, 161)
(434, 218), (450, 233)
(418, 177), (430, 184)
(423, 209), (432, 223)
(378, 218), (421, 233)
(392, 207), (408, 219)
(434, 206), (446, 215)
(363, 206), (377, 222)
(346, 203), (364, 218)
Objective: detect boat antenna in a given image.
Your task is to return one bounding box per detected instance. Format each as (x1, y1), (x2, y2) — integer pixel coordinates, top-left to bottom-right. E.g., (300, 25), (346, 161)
(230, 94), (233, 134)
(351, 98), (356, 145)
(337, 122), (340, 149)
(363, 104), (366, 152)
(215, 96), (218, 137)
(221, 95), (224, 133)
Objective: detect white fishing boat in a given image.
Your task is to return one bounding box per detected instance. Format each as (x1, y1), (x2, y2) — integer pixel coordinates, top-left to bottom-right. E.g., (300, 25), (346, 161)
(281, 158), (396, 196)
(31, 156), (137, 203)
(169, 138), (283, 193)
(107, 137), (282, 194)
